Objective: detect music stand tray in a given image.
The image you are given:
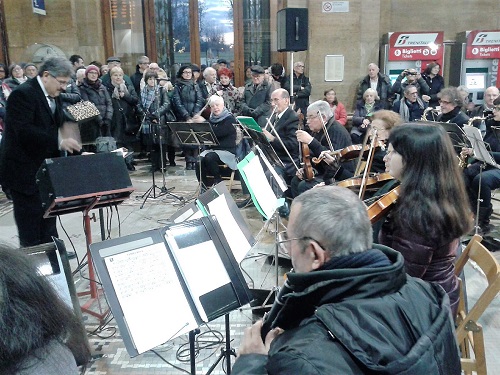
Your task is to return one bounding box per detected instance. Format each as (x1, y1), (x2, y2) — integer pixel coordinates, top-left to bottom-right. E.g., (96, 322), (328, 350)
(429, 121), (470, 153)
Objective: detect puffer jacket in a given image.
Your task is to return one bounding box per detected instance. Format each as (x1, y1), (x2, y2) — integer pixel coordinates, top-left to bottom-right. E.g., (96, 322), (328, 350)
(232, 245), (460, 375)
(171, 79), (204, 121)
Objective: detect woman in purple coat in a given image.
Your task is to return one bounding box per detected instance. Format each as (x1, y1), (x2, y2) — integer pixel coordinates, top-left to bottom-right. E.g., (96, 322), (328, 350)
(379, 124), (472, 317)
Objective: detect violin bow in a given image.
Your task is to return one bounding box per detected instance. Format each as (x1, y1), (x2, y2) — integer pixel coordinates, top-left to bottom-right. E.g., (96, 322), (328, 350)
(317, 110), (335, 152)
(354, 126), (372, 176)
(358, 129), (378, 200)
(264, 105), (277, 131)
(267, 112), (300, 172)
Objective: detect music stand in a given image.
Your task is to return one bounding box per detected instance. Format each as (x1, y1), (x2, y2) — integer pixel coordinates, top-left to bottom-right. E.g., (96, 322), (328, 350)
(168, 122), (219, 195)
(240, 125), (285, 169)
(430, 121), (470, 154)
(140, 124), (184, 209)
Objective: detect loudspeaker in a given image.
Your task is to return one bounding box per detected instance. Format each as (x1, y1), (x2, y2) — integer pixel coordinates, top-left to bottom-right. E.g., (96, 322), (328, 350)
(277, 8), (308, 52)
(36, 153), (135, 217)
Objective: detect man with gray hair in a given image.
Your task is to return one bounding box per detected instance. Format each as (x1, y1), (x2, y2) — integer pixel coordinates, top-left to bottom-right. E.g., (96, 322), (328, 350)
(292, 100), (353, 196)
(198, 66), (218, 101)
(233, 186), (461, 375)
(131, 55), (150, 95)
(0, 56), (81, 247)
(356, 63), (394, 109)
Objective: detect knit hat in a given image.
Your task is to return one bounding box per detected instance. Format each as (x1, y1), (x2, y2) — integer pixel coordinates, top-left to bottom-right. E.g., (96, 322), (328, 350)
(85, 65), (100, 76)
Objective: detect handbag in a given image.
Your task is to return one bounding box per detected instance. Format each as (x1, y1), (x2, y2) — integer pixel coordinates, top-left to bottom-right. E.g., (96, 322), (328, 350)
(95, 136), (117, 153)
(65, 100), (100, 123)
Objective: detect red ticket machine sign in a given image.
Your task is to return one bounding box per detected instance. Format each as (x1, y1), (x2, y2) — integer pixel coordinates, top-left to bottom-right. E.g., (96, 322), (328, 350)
(388, 32), (444, 67)
(466, 30), (500, 59)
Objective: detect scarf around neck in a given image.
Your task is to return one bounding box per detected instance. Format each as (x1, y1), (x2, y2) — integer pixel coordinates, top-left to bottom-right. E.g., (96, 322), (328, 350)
(209, 107), (231, 124)
(141, 85), (157, 111)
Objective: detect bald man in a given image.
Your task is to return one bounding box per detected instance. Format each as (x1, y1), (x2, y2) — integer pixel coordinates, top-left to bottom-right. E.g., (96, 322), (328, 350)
(356, 63), (394, 109)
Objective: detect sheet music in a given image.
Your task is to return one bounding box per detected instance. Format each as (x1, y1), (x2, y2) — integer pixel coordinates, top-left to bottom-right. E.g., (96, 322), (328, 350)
(165, 233), (231, 322)
(173, 207), (204, 223)
(104, 243), (197, 354)
(463, 126), (498, 167)
(207, 194), (251, 263)
(241, 154), (281, 219)
(256, 145), (288, 193)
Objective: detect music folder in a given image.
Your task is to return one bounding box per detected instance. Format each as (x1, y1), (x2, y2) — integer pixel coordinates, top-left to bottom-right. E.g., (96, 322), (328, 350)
(90, 216), (252, 357)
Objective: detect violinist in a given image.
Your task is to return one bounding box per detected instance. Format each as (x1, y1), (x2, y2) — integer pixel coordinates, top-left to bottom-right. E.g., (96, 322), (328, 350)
(366, 110), (402, 173)
(378, 124), (472, 317)
(291, 100), (353, 197)
(262, 88), (300, 193)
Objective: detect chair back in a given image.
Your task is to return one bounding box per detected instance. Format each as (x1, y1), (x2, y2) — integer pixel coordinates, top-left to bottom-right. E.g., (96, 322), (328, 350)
(454, 234), (500, 375)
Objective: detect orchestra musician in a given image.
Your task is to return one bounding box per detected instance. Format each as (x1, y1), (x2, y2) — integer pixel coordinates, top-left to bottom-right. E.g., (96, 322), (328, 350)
(195, 95), (237, 190)
(378, 124), (472, 317)
(232, 186), (461, 375)
(262, 88), (300, 194)
(291, 100), (353, 197)
(462, 96), (500, 234)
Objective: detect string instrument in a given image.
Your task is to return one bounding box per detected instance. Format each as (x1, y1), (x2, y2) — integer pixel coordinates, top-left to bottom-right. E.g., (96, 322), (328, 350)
(297, 113), (314, 181)
(337, 172), (393, 190)
(311, 142), (385, 165)
(367, 185), (401, 224)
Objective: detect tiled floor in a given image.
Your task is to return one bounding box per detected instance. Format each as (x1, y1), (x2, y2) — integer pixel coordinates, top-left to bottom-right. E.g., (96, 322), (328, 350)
(0, 155), (499, 374)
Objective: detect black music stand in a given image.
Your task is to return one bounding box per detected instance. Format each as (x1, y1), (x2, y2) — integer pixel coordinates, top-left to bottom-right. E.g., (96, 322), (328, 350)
(168, 122), (219, 195)
(428, 121), (470, 154)
(140, 124), (184, 209)
(240, 125), (285, 169)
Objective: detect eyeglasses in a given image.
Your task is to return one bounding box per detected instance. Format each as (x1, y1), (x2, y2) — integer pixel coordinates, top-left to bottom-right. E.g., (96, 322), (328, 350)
(296, 65), (305, 68)
(182, 70), (192, 75)
(277, 231), (316, 254)
(439, 99), (452, 105)
(493, 106), (500, 111)
(306, 115), (318, 120)
(49, 73), (69, 87)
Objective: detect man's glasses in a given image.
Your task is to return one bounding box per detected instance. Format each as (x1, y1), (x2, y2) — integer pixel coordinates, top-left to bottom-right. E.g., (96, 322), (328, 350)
(306, 115), (318, 120)
(277, 231), (323, 254)
(493, 106), (500, 111)
(49, 73), (69, 87)
(439, 99), (452, 105)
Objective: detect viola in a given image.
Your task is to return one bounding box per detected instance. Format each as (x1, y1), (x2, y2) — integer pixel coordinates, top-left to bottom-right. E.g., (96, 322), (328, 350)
(366, 185), (401, 224)
(337, 172), (393, 190)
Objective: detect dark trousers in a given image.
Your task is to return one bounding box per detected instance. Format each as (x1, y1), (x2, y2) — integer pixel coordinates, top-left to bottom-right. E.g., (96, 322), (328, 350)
(11, 189), (58, 247)
(291, 175), (323, 198)
(195, 152), (223, 187)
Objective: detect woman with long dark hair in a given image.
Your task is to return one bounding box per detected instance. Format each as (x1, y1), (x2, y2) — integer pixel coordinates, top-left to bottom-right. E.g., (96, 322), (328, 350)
(379, 123), (472, 316)
(0, 244), (90, 374)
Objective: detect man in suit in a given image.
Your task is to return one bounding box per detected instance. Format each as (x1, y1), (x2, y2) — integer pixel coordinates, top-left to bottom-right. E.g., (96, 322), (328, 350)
(0, 57), (81, 247)
(262, 88), (300, 198)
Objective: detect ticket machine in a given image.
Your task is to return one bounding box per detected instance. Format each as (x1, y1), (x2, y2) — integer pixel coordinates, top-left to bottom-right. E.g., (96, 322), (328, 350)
(380, 31), (445, 87)
(449, 30), (500, 105)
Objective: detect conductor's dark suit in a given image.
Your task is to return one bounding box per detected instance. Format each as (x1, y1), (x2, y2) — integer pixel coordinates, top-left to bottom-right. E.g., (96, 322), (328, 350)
(269, 107), (300, 176)
(0, 77), (64, 246)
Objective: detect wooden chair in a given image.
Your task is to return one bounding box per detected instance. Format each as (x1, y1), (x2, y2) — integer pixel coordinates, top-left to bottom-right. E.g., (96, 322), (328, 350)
(454, 234), (500, 375)
(206, 164), (240, 192)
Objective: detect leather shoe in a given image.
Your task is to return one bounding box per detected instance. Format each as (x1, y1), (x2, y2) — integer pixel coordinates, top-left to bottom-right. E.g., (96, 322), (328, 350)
(278, 202), (290, 219)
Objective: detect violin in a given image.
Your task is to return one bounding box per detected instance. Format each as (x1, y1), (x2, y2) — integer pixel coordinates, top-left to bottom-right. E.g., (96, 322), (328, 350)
(366, 185), (401, 224)
(298, 113), (314, 181)
(337, 172), (393, 190)
(312, 142), (385, 164)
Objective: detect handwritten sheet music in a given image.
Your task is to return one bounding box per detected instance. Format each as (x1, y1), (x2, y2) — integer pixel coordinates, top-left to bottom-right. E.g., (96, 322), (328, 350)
(207, 194), (251, 263)
(104, 243), (197, 354)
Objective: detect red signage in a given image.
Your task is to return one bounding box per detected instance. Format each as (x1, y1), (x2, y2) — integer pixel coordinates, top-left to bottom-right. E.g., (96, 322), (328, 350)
(388, 32), (444, 62)
(466, 30), (500, 59)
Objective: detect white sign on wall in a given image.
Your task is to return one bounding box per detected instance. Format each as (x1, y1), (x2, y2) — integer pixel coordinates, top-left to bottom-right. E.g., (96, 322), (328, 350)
(322, 1), (349, 13)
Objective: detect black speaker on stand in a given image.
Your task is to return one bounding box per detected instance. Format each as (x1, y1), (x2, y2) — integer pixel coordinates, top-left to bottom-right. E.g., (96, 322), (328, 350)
(277, 8), (308, 52)
(277, 8), (308, 110)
